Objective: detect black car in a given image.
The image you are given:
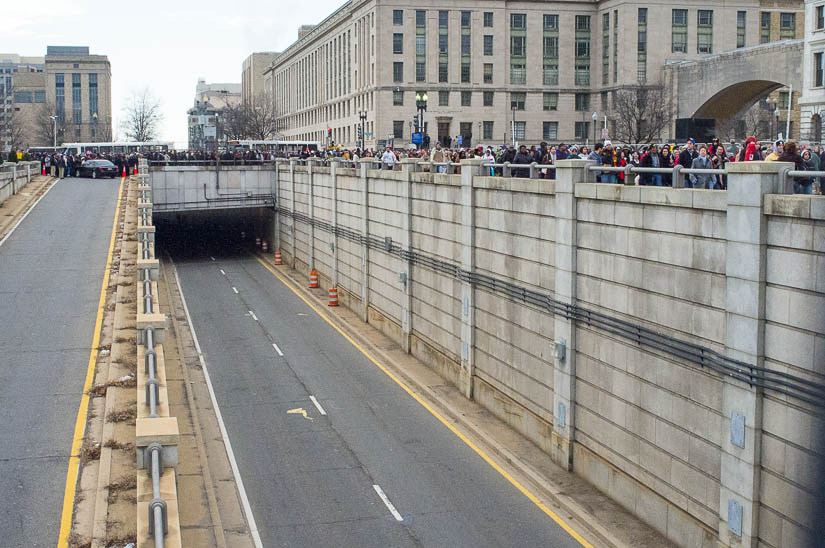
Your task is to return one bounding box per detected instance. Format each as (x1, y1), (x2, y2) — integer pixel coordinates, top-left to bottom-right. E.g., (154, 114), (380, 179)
(79, 159), (119, 179)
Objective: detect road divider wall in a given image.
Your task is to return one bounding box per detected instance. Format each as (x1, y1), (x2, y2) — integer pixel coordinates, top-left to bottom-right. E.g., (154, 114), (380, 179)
(135, 159), (182, 547)
(270, 157), (825, 548)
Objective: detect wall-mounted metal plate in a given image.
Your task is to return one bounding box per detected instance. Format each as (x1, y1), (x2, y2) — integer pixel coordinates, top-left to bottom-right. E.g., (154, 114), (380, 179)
(731, 412), (745, 449)
(557, 402), (566, 428)
(728, 499), (743, 537)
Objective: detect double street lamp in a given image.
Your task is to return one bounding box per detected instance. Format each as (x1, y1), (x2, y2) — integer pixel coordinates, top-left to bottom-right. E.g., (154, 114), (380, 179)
(358, 110), (367, 150)
(415, 92), (428, 149)
(592, 112), (598, 145)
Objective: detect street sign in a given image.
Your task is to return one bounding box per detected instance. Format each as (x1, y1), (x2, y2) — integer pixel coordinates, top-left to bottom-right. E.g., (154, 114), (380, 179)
(365, 132), (373, 137)
(457, 135), (463, 146)
(412, 132), (423, 144)
(601, 127), (609, 140)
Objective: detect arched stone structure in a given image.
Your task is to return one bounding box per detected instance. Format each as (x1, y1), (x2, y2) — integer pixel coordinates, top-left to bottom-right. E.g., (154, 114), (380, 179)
(664, 40), (802, 129)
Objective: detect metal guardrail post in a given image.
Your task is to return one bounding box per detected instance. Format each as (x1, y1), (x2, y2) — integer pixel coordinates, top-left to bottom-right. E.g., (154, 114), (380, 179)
(529, 162), (538, 179)
(672, 164), (684, 189)
(503, 162), (512, 178)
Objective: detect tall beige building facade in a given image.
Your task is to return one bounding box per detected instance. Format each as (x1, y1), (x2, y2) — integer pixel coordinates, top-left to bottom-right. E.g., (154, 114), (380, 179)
(266, 0), (803, 149)
(242, 52), (280, 105)
(0, 46), (112, 151)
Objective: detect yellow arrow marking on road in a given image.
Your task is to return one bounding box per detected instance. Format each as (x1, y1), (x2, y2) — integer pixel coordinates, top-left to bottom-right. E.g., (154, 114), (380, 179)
(287, 408), (313, 420)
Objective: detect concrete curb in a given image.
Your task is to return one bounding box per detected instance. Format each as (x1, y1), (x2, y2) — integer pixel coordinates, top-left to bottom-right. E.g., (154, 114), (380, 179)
(259, 253), (633, 548)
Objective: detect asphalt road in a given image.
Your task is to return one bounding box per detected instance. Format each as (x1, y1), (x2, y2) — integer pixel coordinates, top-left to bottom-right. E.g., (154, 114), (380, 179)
(163, 218), (584, 548)
(0, 177), (120, 547)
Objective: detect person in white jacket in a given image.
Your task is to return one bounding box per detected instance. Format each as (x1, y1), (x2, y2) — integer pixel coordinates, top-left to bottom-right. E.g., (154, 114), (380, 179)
(381, 147), (397, 170)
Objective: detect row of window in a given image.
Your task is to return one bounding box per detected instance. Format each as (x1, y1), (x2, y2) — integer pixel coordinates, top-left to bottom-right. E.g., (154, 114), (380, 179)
(390, 89), (595, 112)
(54, 72), (100, 124)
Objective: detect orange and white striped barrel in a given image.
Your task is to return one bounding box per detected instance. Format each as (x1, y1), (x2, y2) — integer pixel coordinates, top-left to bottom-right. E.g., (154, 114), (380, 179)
(255, 237), (261, 247)
(262, 240), (268, 252)
(309, 269), (319, 288)
(274, 251), (282, 265)
(328, 287), (339, 306)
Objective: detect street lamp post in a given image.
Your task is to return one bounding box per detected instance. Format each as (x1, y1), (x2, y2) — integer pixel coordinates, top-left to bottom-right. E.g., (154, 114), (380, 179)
(774, 107), (781, 140)
(478, 121), (482, 145)
(592, 112), (598, 145)
(511, 104), (517, 147)
(49, 115), (57, 148)
(359, 111), (367, 151)
(415, 93), (428, 149)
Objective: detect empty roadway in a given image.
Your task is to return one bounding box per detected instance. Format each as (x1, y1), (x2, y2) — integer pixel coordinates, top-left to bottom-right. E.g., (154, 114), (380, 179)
(0, 177), (120, 547)
(163, 220), (585, 548)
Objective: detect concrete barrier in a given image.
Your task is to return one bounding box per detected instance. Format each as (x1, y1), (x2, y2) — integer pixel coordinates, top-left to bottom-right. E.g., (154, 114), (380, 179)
(273, 159), (824, 548)
(134, 159), (182, 548)
(0, 161), (40, 206)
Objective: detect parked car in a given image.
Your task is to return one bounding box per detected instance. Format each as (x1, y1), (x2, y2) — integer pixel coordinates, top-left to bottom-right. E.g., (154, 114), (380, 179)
(79, 159), (119, 179)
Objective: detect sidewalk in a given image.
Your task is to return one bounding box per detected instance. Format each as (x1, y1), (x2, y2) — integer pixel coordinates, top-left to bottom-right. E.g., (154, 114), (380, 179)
(260, 253), (676, 548)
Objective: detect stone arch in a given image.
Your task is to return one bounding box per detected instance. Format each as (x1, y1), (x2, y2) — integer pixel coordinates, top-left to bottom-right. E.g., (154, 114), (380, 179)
(691, 80), (786, 121)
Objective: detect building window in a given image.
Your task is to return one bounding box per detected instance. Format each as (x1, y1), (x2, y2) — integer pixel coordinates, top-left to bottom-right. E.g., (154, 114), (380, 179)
(544, 36), (559, 58)
(393, 89), (404, 105)
(393, 10), (403, 25)
(575, 93), (590, 111)
(544, 14), (559, 30)
(638, 7), (647, 24)
(510, 64), (526, 85)
(393, 33), (404, 54)
(34, 90), (46, 103)
(439, 34), (449, 54)
(576, 39), (590, 58)
(511, 36), (526, 57)
(416, 35), (426, 56)
(13, 91), (32, 103)
(461, 91), (472, 106)
(461, 11), (471, 27)
(393, 62), (403, 82)
(575, 15), (590, 31)
(461, 34), (471, 55)
(483, 63), (493, 83)
(818, 6), (825, 30)
(484, 12), (493, 27)
(697, 10), (713, 54)
(72, 73), (81, 124)
(511, 13), (526, 30)
(513, 121), (525, 140)
(575, 121), (589, 140)
(55, 73), (65, 123)
(637, 8), (647, 83)
(737, 11), (746, 48)
(575, 64), (590, 86)
(439, 10), (448, 28)
(816, 52), (825, 87)
(602, 13), (610, 83)
(461, 62), (471, 83)
(543, 92), (558, 111)
(510, 92), (526, 110)
(672, 9), (688, 53)
(482, 120), (493, 140)
(484, 35), (493, 56)
(88, 73), (98, 116)
(779, 91), (790, 109)
(393, 120), (404, 139)
(415, 62), (426, 82)
(416, 10), (426, 27)
(543, 121), (558, 140)
(483, 91), (494, 106)
(761, 12), (771, 44)
(780, 13), (796, 39)
(439, 90), (449, 106)
(543, 64), (558, 85)
(439, 62), (448, 82)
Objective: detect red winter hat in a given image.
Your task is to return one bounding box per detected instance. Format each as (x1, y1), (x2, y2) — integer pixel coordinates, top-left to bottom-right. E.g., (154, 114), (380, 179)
(745, 136), (758, 144)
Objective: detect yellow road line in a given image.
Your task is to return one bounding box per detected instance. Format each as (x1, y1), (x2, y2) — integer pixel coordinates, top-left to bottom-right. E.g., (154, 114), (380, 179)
(57, 176), (125, 548)
(255, 257), (594, 548)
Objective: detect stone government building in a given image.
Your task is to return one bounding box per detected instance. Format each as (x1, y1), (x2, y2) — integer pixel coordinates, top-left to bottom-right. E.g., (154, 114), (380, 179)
(0, 46), (112, 151)
(263, 0), (803, 149)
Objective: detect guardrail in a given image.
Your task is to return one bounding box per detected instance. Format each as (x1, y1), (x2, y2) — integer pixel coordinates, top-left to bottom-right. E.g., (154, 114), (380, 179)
(0, 161), (40, 206)
(135, 160), (181, 548)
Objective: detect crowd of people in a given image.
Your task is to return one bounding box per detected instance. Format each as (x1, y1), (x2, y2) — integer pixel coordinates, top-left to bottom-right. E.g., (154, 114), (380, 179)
(22, 136), (822, 194)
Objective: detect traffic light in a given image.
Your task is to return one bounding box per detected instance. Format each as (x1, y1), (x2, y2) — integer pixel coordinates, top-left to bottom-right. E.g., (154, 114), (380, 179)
(357, 126), (363, 139)
(327, 128), (332, 138)
(413, 115), (419, 129)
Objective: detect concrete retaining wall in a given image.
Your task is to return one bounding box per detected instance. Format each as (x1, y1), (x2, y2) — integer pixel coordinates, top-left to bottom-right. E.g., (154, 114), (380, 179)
(149, 165), (275, 212)
(0, 162), (39, 206)
(267, 158), (824, 548)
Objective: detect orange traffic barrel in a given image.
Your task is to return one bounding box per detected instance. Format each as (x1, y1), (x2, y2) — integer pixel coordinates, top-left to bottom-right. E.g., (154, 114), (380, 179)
(274, 251), (282, 265)
(262, 240), (268, 252)
(328, 287), (339, 306)
(309, 269), (319, 288)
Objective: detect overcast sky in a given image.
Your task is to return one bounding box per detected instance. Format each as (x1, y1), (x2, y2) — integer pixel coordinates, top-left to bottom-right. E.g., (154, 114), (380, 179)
(5, 0), (344, 147)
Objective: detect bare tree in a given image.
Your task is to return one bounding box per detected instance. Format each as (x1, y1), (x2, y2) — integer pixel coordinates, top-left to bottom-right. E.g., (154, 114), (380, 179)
(0, 107), (26, 151)
(34, 101), (65, 147)
(611, 84), (673, 145)
(121, 89), (163, 142)
(219, 101), (248, 141)
(244, 93), (276, 140)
